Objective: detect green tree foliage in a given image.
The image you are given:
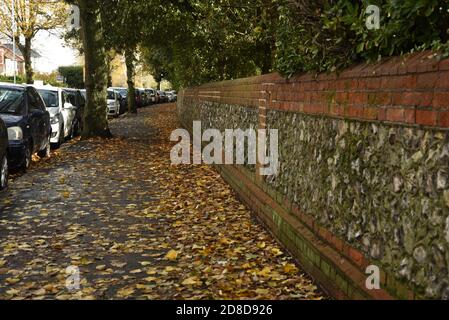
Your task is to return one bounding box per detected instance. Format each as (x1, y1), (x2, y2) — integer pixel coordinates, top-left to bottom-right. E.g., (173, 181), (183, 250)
(275, 0), (449, 76)
(140, 0), (279, 89)
(0, 75), (24, 83)
(58, 66), (85, 89)
(137, 0), (449, 84)
(66, 0), (449, 100)
(100, 0), (147, 113)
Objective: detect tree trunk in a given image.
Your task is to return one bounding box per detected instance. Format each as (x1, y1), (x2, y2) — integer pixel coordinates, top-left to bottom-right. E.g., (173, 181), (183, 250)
(125, 48), (137, 114)
(78, 0), (111, 138)
(21, 37), (34, 84)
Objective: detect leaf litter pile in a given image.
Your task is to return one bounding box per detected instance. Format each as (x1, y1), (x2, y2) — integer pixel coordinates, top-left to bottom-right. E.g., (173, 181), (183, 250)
(0, 104), (325, 300)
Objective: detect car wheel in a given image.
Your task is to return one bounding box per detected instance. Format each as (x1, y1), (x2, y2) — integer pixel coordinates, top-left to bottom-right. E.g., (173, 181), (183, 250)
(37, 136), (51, 159)
(75, 119), (81, 137)
(0, 155), (8, 191)
(53, 122), (65, 149)
(21, 142), (32, 172)
(72, 120), (79, 137)
(70, 121), (77, 139)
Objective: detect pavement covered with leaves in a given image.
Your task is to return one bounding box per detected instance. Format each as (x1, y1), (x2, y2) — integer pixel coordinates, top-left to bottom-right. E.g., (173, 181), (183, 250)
(0, 104), (325, 300)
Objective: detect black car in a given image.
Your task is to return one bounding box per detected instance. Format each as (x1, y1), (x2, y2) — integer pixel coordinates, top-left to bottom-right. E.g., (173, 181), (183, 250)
(0, 83), (51, 171)
(64, 88), (86, 136)
(158, 90), (168, 103)
(0, 117), (8, 190)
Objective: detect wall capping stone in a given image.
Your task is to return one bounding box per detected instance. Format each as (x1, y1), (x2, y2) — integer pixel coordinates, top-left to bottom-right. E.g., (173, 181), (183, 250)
(181, 50), (449, 129)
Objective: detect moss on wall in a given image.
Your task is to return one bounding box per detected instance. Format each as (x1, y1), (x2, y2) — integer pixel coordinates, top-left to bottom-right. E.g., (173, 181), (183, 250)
(178, 94), (449, 299)
(267, 110), (449, 299)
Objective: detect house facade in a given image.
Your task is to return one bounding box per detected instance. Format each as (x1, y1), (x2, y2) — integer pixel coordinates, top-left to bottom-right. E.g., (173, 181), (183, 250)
(0, 43), (41, 77)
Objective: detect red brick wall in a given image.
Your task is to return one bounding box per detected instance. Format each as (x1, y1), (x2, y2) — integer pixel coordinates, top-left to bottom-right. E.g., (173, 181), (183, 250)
(179, 51), (449, 299)
(182, 51), (449, 128)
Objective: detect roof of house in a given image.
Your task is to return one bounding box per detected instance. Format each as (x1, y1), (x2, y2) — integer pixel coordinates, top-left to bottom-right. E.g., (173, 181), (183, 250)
(0, 45), (25, 62)
(0, 43), (41, 58)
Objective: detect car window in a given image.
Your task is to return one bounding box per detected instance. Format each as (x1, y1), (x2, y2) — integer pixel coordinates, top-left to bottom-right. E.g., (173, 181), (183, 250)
(28, 89), (43, 112)
(35, 90), (47, 111)
(77, 92), (85, 106)
(107, 91), (115, 100)
(0, 87), (25, 114)
(37, 90), (59, 108)
(66, 92), (76, 106)
(62, 92), (72, 106)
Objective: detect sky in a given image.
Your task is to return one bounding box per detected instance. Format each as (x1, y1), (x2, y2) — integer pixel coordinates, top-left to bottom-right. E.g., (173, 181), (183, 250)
(33, 30), (79, 73)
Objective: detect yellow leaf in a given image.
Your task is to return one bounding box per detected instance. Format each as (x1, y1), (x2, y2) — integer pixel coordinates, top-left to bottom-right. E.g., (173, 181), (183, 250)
(255, 288), (269, 295)
(257, 242), (266, 249)
(284, 263), (298, 274)
(219, 238), (232, 245)
(257, 267), (272, 278)
(96, 265), (106, 271)
(130, 269), (142, 274)
(116, 287), (135, 297)
(182, 276), (201, 286)
(6, 289), (19, 296)
(271, 248), (283, 256)
(136, 284), (151, 290)
(164, 250), (178, 261)
(111, 261), (127, 268)
(144, 277), (157, 282)
(33, 288), (46, 296)
(165, 266), (176, 272)
(146, 268), (157, 275)
(5, 278), (20, 285)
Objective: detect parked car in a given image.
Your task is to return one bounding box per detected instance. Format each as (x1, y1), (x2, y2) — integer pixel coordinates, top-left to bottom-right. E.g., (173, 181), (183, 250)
(64, 88), (86, 136)
(109, 87), (128, 114)
(0, 117), (8, 190)
(0, 83), (51, 171)
(35, 86), (77, 148)
(107, 89), (121, 117)
(80, 89), (87, 101)
(133, 89), (141, 108)
(167, 92), (177, 102)
(137, 88), (149, 107)
(145, 88), (157, 104)
(158, 90), (168, 103)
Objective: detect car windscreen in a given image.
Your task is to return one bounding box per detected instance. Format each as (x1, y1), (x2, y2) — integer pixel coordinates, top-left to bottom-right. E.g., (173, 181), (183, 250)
(107, 91), (115, 100)
(0, 87), (25, 114)
(37, 89), (59, 108)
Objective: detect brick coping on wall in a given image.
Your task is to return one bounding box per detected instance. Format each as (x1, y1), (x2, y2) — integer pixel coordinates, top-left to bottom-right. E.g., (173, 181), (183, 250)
(182, 51), (449, 129)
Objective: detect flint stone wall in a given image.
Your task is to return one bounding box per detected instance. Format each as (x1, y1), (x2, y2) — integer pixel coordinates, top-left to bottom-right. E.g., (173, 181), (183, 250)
(178, 51), (449, 299)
